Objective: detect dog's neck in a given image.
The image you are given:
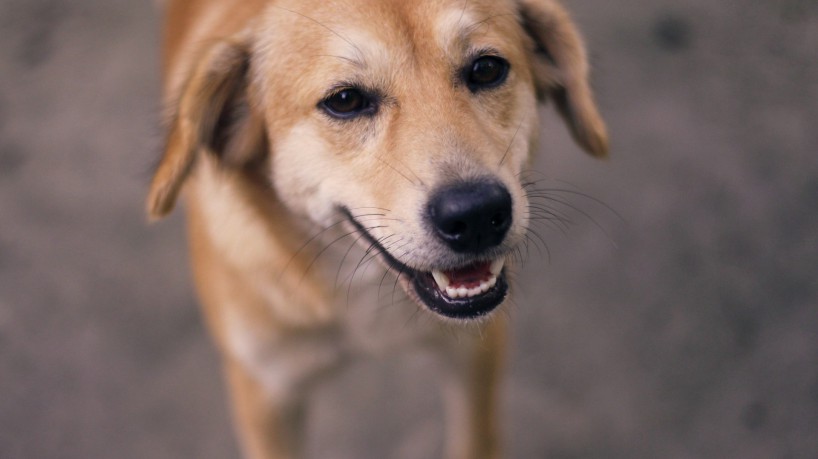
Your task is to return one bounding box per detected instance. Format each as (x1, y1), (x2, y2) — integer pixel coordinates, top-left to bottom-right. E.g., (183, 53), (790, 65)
(185, 155), (337, 328)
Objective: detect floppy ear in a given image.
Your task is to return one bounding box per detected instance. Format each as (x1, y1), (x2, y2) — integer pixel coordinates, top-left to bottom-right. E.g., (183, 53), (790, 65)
(517, 0), (608, 157)
(146, 38), (268, 220)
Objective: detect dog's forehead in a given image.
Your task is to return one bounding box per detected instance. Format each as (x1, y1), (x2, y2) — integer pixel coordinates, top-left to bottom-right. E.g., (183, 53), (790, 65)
(262, 0), (520, 62)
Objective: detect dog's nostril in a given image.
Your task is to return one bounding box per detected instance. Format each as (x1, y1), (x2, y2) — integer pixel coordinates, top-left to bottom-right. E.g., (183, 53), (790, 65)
(446, 220), (468, 238)
(491, 213), (507, 229)
(427, 181), (513, 253)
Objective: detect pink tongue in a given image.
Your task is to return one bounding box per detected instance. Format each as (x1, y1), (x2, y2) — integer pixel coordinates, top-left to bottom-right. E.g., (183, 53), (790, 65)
(444, 262), (492, 289)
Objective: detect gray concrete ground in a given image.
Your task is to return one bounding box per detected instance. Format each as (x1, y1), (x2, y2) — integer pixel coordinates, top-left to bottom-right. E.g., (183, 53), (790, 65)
(1, 0), (816, 458)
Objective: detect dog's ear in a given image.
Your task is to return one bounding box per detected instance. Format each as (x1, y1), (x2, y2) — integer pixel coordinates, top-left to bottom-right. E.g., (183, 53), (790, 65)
(517, 0), (608, 157)
(147, 39), (267, 220)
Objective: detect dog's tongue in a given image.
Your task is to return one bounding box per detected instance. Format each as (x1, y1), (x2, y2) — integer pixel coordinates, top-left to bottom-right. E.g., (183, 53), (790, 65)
(444, 261), (492, 288)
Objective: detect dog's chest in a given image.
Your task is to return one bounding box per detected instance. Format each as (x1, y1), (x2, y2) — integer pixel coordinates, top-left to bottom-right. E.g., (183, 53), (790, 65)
(225, 244), (441, 397)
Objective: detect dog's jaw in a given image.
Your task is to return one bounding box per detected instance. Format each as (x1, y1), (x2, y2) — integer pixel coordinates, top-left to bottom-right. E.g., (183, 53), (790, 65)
(342, 208), (509, 320)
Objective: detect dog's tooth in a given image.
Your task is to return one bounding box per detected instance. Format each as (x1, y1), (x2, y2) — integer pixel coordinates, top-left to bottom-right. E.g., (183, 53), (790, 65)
(479, 281), (490, 293)
(457, 287), (469, 298)
(488, 276), (497, 288)
(490, 258), (505, 276)
(446, 286), (459, 298)
(432, 270), (450, 290)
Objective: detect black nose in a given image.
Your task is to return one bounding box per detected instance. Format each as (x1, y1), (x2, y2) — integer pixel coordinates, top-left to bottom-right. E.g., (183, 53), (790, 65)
(427, 181), (513, 253)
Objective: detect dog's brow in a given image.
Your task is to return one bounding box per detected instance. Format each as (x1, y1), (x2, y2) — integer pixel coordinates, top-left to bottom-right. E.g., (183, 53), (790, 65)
(271, 5), (365, 62)
(314, 54), (365, 69)
(465, 14), (515, 35)
(438, 6), (500, 55)
(456, 0), (471, 27)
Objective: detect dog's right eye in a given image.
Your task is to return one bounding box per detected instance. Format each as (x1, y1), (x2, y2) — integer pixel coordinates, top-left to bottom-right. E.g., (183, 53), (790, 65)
(321, 88), (374, 119)
(465, 55), (510, 92)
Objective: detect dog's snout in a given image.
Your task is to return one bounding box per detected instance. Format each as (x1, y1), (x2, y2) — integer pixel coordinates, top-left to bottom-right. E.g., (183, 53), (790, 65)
(427, 181), (512, 254)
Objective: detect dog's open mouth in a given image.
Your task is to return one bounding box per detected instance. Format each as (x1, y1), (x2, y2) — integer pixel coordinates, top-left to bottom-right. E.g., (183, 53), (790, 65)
(344, 209), (508, 319)
(412, 259), (508, 319)
(431, 259), (504, 299)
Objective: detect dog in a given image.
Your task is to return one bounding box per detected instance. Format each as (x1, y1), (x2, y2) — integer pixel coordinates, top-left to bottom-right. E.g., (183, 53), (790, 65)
(147, 0), (607, 457)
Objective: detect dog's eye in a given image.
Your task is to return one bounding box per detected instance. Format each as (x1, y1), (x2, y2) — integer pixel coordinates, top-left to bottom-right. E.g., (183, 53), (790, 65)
(321, 88), (373, 118)
(466, 56), (509, 91)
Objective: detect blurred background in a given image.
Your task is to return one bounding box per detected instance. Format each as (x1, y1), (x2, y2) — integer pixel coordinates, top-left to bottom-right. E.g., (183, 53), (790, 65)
(1, 0), (816, 458)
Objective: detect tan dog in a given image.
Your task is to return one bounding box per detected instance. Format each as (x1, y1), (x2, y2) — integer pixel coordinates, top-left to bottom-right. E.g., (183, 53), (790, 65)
(147, 0), (606, 457)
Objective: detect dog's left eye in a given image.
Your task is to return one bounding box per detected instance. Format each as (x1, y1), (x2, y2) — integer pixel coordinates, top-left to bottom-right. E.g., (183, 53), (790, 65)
(321, 88), (374, 119)
(466, 56), (510, 91)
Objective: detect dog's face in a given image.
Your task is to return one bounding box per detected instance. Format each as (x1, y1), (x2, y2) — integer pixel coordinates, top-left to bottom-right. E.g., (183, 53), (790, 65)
(148, 0), (607, 320)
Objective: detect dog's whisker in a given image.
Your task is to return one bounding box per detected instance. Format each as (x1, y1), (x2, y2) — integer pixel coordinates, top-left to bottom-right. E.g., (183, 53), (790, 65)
(403, 308), (420, 329)
(347, 206), (393, 213)
(337, 232), (395, 288)
(385, 239), (414, 266)
(528, 188), (626, 224)
(278, 218), (350, 281)
(346, 240), (378, 308)
(521, 176), (624, 247)
(525, 204), (573, 234)
(341, 226), (391, 285)
(357, 234), (400, 270)
(391, 265), (408, 312)
(525, 207), (572, 232)
(381, 234), (406, 251)
(520, 232), (532, 264)
(533, 194), (618, 248)
(334, 232), (368, 290)
(527, 216), (570, 239)
(345, 228), (395, 304)
(497, 119), (524, 168)
(327, 208), (395, 288)
(347, 211), (388, 220)
(374, 272), (414, 314)
(333, 207), (401, 289)
(375, 156), (422, 188)
(379, 155), (426, 189)
(282, 211), (391, 280)
(376, 266), (393, 304)
(514, 244), (526, 268)
(403, 297), (424, 329)
(518, 171), (625, 225)
(524, 230), (551, 264)
(298, 229), (361, 284)
(525, 201), (574, 223)
(525, 209), (570, 225)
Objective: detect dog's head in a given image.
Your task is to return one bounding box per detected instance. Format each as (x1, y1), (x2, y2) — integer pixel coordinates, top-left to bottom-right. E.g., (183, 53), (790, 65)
(147, 0), (607, 320)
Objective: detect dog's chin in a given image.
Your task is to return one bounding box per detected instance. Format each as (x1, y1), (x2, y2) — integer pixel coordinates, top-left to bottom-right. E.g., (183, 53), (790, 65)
(342, 208), (508, 320)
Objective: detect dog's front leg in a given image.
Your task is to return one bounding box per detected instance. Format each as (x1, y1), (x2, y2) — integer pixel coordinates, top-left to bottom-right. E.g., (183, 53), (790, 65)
(441, 317), (507, 459)
(225, 359), (307, 459)
(219, 324), (344, 459)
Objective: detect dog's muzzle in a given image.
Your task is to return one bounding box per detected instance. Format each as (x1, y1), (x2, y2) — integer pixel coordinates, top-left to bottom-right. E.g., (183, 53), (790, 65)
(343, 180), (513, 320)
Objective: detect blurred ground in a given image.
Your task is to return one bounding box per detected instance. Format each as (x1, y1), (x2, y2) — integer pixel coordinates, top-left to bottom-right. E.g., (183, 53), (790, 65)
(1, 0), (816, 458)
